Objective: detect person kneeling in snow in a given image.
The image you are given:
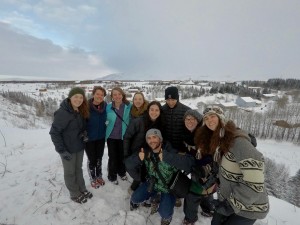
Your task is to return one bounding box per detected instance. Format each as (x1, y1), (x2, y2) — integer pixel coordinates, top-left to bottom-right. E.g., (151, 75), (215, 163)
(125, 129), (178, 225)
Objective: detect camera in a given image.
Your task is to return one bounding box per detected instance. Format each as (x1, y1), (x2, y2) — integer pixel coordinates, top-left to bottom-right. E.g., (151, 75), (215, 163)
(80, 130), (89, 143)
(147, 176), (156, 193)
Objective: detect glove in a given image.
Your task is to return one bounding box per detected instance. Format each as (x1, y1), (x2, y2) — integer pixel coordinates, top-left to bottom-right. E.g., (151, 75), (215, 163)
(213, 199), (234, 216)
(191, 164), (210, 183)
(60, 151), (72, 161)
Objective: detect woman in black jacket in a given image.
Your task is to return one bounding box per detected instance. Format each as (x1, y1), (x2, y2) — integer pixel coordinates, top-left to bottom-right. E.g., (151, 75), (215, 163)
(50, 87), (92, 204)
(123, 101), (164, 192)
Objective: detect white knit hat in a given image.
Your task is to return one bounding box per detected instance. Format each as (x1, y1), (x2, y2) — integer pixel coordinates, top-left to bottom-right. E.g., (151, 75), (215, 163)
(203, 105), (227, 126)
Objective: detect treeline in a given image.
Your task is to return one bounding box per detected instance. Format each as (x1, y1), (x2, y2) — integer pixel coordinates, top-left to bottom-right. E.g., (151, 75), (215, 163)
(0, 91), (58, 119)
(265, 158), (300, 207)
(243, 78), (300, 90)
(224, 103), (300, 144)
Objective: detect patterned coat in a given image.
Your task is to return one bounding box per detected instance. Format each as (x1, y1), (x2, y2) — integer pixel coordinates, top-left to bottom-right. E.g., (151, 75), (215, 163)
(218, 135), (269, 220)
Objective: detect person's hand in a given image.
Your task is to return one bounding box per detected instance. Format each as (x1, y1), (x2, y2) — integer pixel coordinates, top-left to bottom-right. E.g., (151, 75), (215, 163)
(213, 199), (234, 216)
(139, 148), (145, 161)
(158, 151), (163, 161)
(60, 151), (72, 161)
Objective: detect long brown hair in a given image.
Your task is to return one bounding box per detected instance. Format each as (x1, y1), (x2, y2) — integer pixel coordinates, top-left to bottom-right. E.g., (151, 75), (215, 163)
(111, 87), (130, 104)
(194, 120), (237, 156)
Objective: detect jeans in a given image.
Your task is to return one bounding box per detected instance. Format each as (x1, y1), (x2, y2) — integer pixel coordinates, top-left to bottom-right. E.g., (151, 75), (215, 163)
(60, 150), (86, 197)
(131, 182), (176, 220)
(211, 212), (256, 225)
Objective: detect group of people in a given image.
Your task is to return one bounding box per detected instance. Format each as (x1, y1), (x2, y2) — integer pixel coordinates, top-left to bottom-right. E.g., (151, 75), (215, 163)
(50, 85), (269, 225)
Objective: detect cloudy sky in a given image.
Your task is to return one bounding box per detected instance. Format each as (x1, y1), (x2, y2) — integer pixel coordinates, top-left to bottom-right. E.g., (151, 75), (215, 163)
(0, 0), (299, 81)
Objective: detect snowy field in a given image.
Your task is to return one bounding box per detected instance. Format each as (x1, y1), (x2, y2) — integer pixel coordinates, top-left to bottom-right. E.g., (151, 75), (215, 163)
(0, 121), (299, 225)
(0, 82), (299, 225)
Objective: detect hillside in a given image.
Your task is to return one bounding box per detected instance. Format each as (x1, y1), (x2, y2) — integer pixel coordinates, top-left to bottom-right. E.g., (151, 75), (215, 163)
(0, 89), (299, 225)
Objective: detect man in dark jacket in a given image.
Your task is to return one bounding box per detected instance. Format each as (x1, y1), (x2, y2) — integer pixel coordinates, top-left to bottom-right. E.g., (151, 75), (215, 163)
(162, 86), (190, 152)
(125, 129), (183, 225)
(162, 86), (190, 207)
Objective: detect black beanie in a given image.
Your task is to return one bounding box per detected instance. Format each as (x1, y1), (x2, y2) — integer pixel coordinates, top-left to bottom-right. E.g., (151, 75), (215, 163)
(165, 86), (179, 100)
(68, 87), (85, 98)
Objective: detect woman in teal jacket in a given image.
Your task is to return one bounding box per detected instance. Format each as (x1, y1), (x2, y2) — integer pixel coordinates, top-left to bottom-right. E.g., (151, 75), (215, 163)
(106, 87), (132, 185)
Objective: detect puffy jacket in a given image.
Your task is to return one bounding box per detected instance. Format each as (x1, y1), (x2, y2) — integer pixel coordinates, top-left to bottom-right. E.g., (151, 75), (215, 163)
(123, 115), (164, 158)
(49, 98), (86, 154)
(162, 102), (190, 151)
(86, 99), (107, 141)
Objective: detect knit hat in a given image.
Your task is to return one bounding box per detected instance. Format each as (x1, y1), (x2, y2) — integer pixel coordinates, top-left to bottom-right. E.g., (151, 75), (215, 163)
(165, 86), (179, 100)
(68, 87), (85, 98)
(184, 109), (203, 123)
(145, 128), (163, 142)
(202, 105), (227, 126)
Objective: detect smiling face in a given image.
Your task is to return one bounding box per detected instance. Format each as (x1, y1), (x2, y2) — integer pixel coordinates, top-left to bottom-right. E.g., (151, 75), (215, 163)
(133, 93), (144, 109)
(112, 89), (123, 104)
(146, 134), (161, 151)
(148, 104), (160, 121)
(93, 89), (105, 105)
(204, 113), (220, 131)
(70, 94), (84, 110)
(184, 115), (198, 132)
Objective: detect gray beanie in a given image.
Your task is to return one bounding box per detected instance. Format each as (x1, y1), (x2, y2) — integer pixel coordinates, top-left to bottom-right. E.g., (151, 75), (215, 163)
(184, 109), (203, 123)
(145, 129), (163, 142)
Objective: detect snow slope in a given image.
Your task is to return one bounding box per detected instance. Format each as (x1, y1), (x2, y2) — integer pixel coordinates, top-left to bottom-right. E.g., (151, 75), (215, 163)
(0, 123), (299, 225)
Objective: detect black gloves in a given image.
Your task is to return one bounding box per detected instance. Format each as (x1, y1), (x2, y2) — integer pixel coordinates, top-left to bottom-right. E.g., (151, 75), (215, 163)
(60, 151), (72, 161)
(213, 199), (234, 216)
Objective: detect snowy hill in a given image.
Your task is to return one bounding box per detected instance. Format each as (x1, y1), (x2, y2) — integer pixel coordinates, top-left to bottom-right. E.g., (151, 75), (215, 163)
(0, 124), (299, 225)
(0, 82), (299, 224)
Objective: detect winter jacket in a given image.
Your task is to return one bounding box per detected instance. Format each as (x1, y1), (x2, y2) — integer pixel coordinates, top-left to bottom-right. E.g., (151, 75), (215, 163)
(162, 102), (190, 151)
(105, 102), (132, 140)
(49, 98), (86, 154)
(125, 142), (178, 193)
(218, 135), (269, 220)
(123, 117), (146, 158)
(123, 115), (163, 158)
(86, 99), (107, 141)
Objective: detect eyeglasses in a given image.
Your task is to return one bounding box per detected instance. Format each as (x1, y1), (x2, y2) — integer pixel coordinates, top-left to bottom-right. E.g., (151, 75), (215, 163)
(203, 105), (224, 115)
(185, 117), (196, 122)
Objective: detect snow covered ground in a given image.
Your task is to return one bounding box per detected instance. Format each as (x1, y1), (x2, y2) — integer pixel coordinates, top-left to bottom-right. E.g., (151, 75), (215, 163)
(0, 82), (299, 224)
(0, 121), (299, 225)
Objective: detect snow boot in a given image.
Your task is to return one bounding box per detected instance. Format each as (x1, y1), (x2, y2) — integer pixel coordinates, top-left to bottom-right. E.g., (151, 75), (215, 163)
(81, 191), (93, 199)
(130, 201), (139, 210)
(161, 218), (171, 225)
(71, 194), (87, 204)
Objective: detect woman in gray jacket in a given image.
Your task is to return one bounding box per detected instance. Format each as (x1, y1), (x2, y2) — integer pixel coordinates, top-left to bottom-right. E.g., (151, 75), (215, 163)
(196, 105), (269, 225)
(50, 87), (92, 204)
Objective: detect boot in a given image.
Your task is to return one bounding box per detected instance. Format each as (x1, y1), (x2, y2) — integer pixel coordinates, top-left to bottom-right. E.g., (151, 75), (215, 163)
(161, 218), (171, 225)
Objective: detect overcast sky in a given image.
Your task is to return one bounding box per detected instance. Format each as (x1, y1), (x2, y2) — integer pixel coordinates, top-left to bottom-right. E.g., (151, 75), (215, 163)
(0, 0), (299, 81)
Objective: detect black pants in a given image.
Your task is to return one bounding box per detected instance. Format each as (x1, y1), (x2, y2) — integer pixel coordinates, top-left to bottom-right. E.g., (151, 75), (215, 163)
(184, 192), (214, 222)
(211, 212), (256, 225)
(85, 139), (105, 180)
(107, 138), (126, 181)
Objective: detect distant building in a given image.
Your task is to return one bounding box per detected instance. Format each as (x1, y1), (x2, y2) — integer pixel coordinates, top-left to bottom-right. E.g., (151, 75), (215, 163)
(236, 97), (256, 108)
(262, 94), (278, 101)
(221, 102), (237, 109)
